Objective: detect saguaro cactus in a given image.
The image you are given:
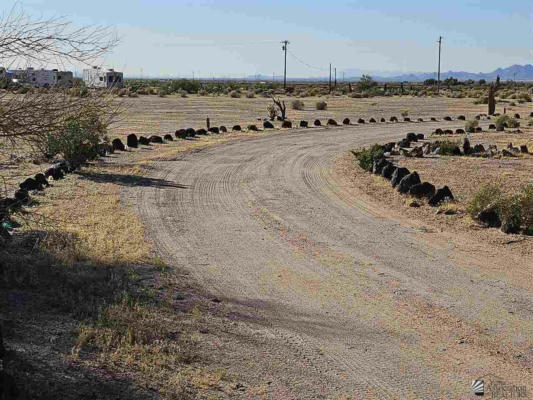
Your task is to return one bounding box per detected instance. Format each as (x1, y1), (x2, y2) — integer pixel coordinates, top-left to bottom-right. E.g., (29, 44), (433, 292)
(488, 84), (496, 115)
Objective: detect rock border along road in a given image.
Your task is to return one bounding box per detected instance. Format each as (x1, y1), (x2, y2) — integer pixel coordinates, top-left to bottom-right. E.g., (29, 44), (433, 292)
(133, 121), (533, 399)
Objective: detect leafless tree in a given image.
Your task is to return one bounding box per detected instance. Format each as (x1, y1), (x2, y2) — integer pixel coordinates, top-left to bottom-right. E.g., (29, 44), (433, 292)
(0, 5), (118, 67)
(0, 6), (120, 222)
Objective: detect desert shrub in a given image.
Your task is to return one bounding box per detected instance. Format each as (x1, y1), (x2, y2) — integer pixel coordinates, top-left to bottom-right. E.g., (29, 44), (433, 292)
(358, 74), (377, 92)
(400, 110), (409, 117)
(439, 140), (460, 156)
(473, 96), (488, 105)
(291, 99), (305, 110)
(316, 101), (327, 110)
(267, 104), (277, 120)
(70, 86), (88, 97)
(354, 144), (384, 171)
(494, 115), (519, 131)
(467, 184), (503, 218)
(116, 88), (128, 97)
(127, 91), (138, 98)
(527, 117), (533, 127)
(245, 91), (255, 98)
(520, 185), (533, 230)
(498, 193), (522, 229)
(46, 117), (105, 166)
(198, 89), (207, 96)
(178, 89), (187, 98)
(517, 92), (532, 102)
(229, 90), (241, 98)
(465, 119), (479, 133)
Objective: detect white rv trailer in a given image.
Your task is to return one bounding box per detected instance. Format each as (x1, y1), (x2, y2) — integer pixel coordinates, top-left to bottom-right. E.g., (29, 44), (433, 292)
(4, 67), (73, 87)
(82, 66), (124, 88)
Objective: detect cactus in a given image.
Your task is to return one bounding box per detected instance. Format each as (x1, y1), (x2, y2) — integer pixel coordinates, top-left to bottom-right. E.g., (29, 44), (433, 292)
(488, 84), (496, 115)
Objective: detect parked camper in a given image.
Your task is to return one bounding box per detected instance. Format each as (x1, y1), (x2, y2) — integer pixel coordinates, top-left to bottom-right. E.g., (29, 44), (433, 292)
(4, 67), (73, 87)
(82, 66), (123, 88)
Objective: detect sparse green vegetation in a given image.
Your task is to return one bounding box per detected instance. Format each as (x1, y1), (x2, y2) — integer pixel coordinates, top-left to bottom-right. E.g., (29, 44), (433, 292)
(494, 115), (519, 131)
(46, 116), (105, 166)
(467, 184), (533, 234)
(467, 184), (503, 218)
(291, 99), (305, 110)
(465, 119), (479, 133)
(353, 144), (384, 171)
(316, 100), (327, 110)
(439, 140), (460, 156)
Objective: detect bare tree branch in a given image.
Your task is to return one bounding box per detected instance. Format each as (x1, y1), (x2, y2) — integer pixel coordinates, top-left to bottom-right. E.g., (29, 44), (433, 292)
(0, 5), (118, 66)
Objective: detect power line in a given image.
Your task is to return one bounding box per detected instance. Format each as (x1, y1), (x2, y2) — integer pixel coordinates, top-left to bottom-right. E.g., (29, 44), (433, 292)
(164, 40), (279, 48)
(287, 49), (328, 72)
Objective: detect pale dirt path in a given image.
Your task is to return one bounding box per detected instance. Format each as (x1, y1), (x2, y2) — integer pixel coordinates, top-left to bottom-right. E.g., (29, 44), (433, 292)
(131, 121), (533, 399)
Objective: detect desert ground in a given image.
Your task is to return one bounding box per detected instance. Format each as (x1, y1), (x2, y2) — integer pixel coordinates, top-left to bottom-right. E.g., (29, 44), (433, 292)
(2, 93), (532, 399)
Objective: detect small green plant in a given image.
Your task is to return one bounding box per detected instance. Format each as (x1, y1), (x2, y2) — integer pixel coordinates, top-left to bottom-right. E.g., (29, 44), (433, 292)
(494, 115), (519, 131)
(527, 117), (533, 127)
(291, 99), (305, 110)
(354, 144), (384, 171)
(229, 90), (241, 98)
(467, 184), (503, 218)
(316, 101), (327, 110)
(517, 92), (532, 102)
(439, 140), (460, 156)
(400, 110), (409, 117)
(519, 185), (533, 230)
(465, 119), (479, 133)
(46, 117), (105, 166)
(499, 193), (522, 230)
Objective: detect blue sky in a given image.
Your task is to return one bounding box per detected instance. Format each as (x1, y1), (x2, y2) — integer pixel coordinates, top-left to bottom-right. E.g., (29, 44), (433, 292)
(9, 0), (533, 78)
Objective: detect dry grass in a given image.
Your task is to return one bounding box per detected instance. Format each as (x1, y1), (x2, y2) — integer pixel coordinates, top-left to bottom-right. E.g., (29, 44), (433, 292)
(27, 163), (151, 266)
(0, 157), (238, 399)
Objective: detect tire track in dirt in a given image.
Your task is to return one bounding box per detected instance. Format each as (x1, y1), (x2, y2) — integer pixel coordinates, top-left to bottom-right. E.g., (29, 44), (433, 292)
(131, 120), (533, 399)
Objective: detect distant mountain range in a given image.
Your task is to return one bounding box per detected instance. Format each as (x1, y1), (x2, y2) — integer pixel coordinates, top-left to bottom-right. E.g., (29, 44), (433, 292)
(125, 64), (533, 82)
(244, 64), (533, 83)
(368, 64), (533, 82)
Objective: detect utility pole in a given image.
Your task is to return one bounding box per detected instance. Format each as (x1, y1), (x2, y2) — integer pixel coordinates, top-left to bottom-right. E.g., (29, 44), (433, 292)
(281, 40), (289, 89)
(329, 63), (332, 93)
(437, 36), (442, 94)
(334, 68), (337, 88)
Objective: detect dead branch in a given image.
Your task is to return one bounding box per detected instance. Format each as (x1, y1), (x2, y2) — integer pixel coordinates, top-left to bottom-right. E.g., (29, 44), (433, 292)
(0, 5), (118, 66)
(270, 95), (286, 120)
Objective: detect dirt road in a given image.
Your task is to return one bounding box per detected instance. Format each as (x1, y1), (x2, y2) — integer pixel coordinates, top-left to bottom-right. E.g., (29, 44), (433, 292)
(133, 122), (533, 399)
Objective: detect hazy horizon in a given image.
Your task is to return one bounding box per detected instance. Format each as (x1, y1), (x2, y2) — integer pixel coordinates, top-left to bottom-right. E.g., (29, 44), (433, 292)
(6, 0), (533, 79)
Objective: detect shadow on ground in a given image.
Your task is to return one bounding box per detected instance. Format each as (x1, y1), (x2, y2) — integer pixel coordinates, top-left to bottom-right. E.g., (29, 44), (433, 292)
(0, 230), (158, 400)
(76, 171), (188, 189)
